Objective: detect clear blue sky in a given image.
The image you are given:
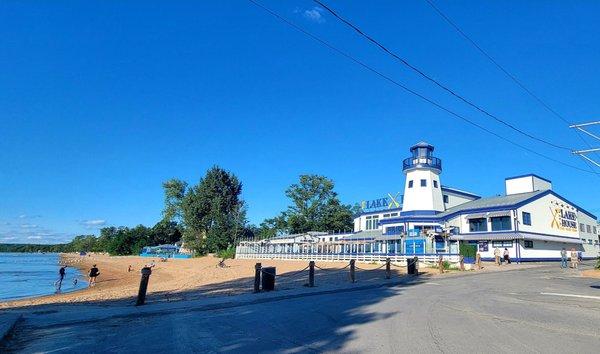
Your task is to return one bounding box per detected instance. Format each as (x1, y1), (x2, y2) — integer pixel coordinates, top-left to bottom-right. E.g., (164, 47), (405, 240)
(1, 0), (599, 244)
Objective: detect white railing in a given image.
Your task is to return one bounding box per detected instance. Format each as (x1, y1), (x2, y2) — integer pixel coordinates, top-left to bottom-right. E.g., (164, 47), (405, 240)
(235, 247), (460, 266)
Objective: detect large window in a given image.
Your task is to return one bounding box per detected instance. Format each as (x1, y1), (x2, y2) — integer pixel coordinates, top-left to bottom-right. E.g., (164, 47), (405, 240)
(492, 240), (513, 248)
(469, 218), (488, 232)
(522, 212), (531, 226)
(385, 226), (404, 235)
(365, 215), (379, 230)
(491, 216), (511, 231)
(420, 179), (427, 187)
(408, 180), (413, 188)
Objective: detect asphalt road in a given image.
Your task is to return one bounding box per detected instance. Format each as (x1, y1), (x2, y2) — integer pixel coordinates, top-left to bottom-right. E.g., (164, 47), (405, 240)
(3, 263), (600, 353)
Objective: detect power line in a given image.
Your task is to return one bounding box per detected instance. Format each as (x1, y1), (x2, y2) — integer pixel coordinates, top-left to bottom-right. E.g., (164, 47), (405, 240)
(421, 0), (600, 173)
(247, 0), (599, 176)
(313, 0), (573, 152)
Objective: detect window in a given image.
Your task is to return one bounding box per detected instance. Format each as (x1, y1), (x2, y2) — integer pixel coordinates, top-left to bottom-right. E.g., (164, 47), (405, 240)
(492, 240), (513, 248)
(408, 180), (413, 188)
(385, 226), (404, 235)
(586, 225), (592, 233)
(524, 240), (533, 248)
(522, 212), (531, 226)
(594, 226), (597, 234)
(390, 213), (398, 217)
(420, 179), (427, 187)
(580, 223), (585, 232)
(469, 218), (488, 232)
(589, 239), (593, 245)
(433, 180), (438, 188)
(383, 213), (390, 218)
(491, 216), (511, 231)
(443, 195), (449, 203)
(365, 215), (379, 230)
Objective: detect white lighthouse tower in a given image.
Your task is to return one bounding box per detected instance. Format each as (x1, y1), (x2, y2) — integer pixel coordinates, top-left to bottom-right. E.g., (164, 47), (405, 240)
(402, 142), (444, 212)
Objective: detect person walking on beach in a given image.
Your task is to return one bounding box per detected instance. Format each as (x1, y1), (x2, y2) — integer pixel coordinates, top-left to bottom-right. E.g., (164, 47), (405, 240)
(570, 248), (578, 269)
(55, 265), (67, 292)
(503, 248), (511, 264)
(494, 247), (501, 266)
(88, 264), (100, 287)
(560, 248), (568, 269)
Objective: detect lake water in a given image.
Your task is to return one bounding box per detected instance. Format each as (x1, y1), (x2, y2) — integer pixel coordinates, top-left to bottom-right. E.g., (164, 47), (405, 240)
(0, 253), (87, 301)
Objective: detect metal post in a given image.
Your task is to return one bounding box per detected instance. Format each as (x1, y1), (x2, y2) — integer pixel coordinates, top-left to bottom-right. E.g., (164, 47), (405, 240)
(414, 256), (419, 276)
(309, 261), (315, 287)
(349, 259), (356, 283)
(254, 262), (262, 293)
(136, 267), (152, 306)
(385, 258), (391, 279)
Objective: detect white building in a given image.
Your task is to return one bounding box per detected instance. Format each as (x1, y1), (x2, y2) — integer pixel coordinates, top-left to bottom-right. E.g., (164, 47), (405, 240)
(354, 142), (599, 261)
(237, 142), (599, 263)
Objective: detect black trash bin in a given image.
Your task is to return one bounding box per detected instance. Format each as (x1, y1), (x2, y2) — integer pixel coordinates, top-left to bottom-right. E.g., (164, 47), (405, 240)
(262, 267), (276, 291)
(407, 257), (419, 275)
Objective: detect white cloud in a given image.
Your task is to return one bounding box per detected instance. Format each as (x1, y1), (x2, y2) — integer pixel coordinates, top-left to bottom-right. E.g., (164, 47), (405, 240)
(303, 7), (325, 23)
(20, 223), (38, 229)
(27, 236), (42, 240)
(80, 219), (107, 229)
(19, 214), (27, 219)
(2, 236), (16, 240)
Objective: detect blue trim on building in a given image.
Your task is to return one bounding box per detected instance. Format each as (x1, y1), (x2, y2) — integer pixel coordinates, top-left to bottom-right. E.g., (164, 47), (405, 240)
(440, 186), (481, 199)
(505, 173), (552, 184)
(400, 210), (439, 216)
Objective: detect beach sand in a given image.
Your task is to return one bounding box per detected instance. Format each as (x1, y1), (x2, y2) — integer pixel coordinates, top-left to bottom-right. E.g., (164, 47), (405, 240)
(0, 254), (408, 309)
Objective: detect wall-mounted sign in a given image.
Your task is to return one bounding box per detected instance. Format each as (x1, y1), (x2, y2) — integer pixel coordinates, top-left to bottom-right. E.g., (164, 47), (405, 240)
(360, 193), (402, 211)
(550, 200), (578, 232)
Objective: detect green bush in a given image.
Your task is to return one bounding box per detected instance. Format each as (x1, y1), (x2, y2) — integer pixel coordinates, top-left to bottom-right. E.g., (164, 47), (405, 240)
(217, 246), (236, 260)
(442, 260), (451, 270)
(459, 243), (477, 258)
(596, 257), (600, 270)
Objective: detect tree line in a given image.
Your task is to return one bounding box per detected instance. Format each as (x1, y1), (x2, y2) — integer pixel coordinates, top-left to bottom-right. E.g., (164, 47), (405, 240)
(1, 166), (356, 256)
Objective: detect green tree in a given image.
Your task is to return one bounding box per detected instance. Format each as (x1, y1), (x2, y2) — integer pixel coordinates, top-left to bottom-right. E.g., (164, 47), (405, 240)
(281, 174), (354, 234)
(161, 179), (188, 223)
(181, 166), (245, 254)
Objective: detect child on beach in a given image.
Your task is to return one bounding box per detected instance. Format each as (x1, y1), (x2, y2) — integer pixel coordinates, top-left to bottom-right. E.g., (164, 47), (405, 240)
(88, 264), (100, 287)
(54, 266), (67, 292)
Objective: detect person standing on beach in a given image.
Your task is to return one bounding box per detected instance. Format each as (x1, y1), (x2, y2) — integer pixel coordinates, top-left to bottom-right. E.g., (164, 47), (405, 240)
(88, 264), (100, 287)
(55, 266), (67, 292)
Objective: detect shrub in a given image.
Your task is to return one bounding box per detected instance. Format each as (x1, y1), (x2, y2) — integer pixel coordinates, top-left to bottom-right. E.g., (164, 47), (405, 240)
(442, 260), (451, 270)
(596, 257), (600, 270)
(217, 246), (236, 260)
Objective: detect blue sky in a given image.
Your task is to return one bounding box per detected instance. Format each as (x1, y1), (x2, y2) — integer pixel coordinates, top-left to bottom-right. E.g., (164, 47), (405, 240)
(1, 0), (599, 244)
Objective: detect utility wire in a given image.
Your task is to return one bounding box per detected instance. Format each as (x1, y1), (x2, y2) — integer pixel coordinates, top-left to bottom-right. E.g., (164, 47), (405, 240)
(313, 0), (573, 152)
(421, 0), (600, 172)
(247, 0), (599, 176)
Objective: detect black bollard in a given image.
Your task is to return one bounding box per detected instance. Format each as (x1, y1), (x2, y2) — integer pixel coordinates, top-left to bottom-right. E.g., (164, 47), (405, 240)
(349, 260), (356, 283)
(385, 258), (391, 279)
(413, 256), (419, 276)
(136, 267), (152, 306)
(309, 261), (315, 287)
(254, 262), (262, 293)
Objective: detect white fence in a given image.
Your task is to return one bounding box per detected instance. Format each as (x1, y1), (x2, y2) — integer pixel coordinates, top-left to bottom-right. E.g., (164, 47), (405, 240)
(235, 249), (461, 266)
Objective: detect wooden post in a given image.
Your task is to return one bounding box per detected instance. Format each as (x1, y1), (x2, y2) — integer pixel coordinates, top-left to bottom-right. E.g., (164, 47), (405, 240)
(385, 258), (391, 279)
(459, 255), (465, 271)
(136, 267), (152, 306)
(349, 259), (356, 283)
(254, 262), (262, 293)
(309, 261), (315, 287)
(438, 255), (444, 274)
(476, 253), (481, 270)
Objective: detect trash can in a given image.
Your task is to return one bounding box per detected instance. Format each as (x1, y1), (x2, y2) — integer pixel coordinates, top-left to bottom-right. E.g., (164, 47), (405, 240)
(407, 257), (419, 275)
(262, 267), (276, 291)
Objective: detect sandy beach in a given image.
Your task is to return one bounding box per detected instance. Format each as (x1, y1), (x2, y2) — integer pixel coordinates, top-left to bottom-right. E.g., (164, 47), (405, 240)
(0, 254), (410, 309)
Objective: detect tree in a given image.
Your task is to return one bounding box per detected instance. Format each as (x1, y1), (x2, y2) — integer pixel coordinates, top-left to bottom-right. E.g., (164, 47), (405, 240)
(181, 166), (245, 254)
(281, 174), (354, 234)
(161, 179), (188, 224)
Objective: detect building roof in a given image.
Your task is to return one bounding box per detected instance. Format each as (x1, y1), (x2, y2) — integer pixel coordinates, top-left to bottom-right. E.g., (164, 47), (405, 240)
(437, 190), (546, 218)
